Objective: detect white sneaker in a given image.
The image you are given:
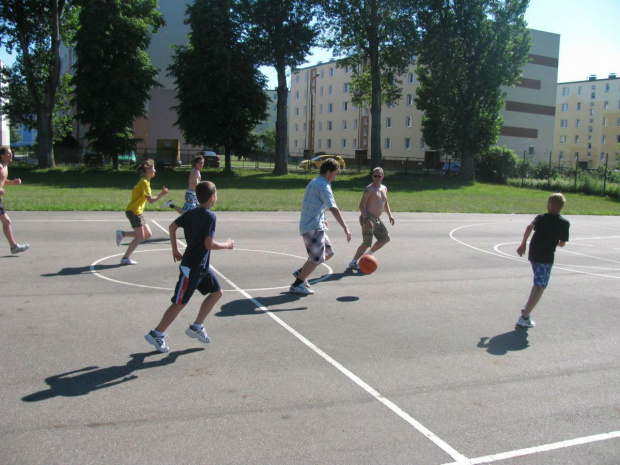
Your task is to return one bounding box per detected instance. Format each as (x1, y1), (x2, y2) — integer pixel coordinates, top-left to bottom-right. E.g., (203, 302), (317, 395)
(116, 230), (123, 246)
(11, 243), (29, 254)
(185, 325), (211, 343)
(145, 331), (169, 353)
(348, 259), (360, 270)
(120, 257), (138, 265)
(290, 283), (314, 295)
(292, 268), (311, 288)
(162, 200), (174, 209)
(517, 316), (536, 328)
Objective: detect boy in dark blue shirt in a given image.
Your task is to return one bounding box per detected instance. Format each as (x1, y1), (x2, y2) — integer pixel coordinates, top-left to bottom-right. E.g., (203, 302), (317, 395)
(516, 193), (570, 328)
(145, 181), (234, 353)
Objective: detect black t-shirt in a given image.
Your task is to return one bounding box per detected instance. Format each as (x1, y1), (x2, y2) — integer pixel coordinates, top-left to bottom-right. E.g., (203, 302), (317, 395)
(175, 208), (216, 269)
(528, 213), (570, 264)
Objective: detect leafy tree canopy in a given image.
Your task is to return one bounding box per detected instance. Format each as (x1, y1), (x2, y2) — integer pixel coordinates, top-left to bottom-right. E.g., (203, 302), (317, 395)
(414, 0), (531, 180)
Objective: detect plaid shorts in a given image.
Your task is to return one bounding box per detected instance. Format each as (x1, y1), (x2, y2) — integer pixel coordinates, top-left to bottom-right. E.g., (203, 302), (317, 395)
(360, 214), (390, 247)
(183, 190), (198, 212)
(531, 261), (553, 288)
(302, 230), (333, 264)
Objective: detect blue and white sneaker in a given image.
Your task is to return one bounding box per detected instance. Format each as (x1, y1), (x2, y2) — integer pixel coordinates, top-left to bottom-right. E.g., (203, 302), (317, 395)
(145, 330), (169, 353)
(185, 325), (211, 343)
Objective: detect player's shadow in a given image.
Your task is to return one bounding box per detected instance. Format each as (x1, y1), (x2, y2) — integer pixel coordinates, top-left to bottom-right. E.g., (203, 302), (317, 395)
(319, 269), (366, 283)
(41, 263), (121, 277)
(216, 293), (307, 316)
(21, 349), (202, 402)
(478, 330), (529, 355)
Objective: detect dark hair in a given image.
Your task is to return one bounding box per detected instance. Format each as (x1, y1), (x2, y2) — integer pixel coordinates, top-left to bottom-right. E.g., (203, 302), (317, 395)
(136, 159), (154, 174)
(192, 155), (204, 167)
(319, 157), (340, 175)
(0, 146), (10, 156)
(196, 181), (216, 203)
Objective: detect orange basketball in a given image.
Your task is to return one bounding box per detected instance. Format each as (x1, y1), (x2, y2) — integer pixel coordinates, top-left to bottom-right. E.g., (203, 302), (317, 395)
(358, 254), (378, 274)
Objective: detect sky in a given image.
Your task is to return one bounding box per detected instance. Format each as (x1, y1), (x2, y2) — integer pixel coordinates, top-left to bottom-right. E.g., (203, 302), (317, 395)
(1, 0), (618, 88)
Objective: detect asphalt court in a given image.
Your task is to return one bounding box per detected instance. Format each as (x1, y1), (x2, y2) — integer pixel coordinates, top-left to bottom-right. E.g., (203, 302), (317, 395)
(1, 211), (619, 464)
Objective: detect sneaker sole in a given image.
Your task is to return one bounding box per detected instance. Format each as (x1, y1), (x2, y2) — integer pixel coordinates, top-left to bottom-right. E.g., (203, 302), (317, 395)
(185, 328), (211, 343)
(144, 333), (169, 353)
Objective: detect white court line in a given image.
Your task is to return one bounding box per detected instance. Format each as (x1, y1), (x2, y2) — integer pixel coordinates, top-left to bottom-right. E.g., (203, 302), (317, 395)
(442, 430), (620, 465)
(150, 219), (471, 464)
(450, 223), (620, 279)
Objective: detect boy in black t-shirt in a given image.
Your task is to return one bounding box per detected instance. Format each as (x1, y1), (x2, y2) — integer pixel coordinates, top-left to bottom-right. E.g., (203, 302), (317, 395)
(516, 193), (570, 328)
(145, 181), (234, 353)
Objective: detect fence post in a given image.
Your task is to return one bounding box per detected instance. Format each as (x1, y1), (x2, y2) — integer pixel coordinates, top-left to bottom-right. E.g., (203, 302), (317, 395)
(603, 153), (609, 195)
(521, 150), (526, 187)
(574, 154), (579, 192)
(547, 150), (552, 189)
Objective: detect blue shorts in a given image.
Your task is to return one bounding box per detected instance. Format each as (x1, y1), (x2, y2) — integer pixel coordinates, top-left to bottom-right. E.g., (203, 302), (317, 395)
(183, 190), (198, 212)
(531, 261), (553, 288)
(171, 266), (221, 305)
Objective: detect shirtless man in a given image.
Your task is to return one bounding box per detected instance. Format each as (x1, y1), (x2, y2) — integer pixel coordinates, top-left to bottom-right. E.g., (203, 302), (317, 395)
(162, 155), (205, 214)
(0, 146), (29, 254)
(348, 167), (394, 270)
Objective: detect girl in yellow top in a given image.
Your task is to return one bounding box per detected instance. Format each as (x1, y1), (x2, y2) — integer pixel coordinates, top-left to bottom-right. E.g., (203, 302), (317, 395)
(116, 159), (169, 265)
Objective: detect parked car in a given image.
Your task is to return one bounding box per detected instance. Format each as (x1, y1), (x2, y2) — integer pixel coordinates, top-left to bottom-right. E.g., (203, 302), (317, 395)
(443, 161), (461, 176)
(118, 150), (136, 165)
(298, 154), (347, 170)
(201, 150), (220, 168)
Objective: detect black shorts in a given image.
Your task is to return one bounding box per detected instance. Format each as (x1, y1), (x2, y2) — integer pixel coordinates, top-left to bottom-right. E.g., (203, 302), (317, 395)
(171, 266), (221, 305)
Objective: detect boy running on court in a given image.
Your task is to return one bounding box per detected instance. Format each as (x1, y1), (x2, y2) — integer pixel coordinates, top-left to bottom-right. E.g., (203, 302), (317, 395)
(145, 181), (234, 353)
(116, 159), (168, 265)
(162, 155), (204, 214)
(516, 193), (570, 328)
(348, 167), (394, 270)
(0, 146), (29, 254)
(290, 158), (351, 295)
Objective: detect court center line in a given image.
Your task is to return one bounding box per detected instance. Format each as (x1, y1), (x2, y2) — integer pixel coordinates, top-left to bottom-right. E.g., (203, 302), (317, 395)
(441, 430), (620, 465)
(150, 220), (470, 464)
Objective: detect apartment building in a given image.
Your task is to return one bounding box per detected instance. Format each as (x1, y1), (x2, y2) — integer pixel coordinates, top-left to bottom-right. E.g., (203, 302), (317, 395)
(289, 29), (559, 168)
(553, 74), (620, 170)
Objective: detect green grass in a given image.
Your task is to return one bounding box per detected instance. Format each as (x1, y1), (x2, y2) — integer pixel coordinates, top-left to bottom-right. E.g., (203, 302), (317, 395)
(3, 165), (620, 215)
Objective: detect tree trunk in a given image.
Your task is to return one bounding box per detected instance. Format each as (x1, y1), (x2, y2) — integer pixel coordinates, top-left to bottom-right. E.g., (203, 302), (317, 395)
(224, 146), (232, 174)
(460, 150), (475, 181)
(37, 106), (55, 168)
(273, 63), (289, 175)
(369, 39), (382, 169)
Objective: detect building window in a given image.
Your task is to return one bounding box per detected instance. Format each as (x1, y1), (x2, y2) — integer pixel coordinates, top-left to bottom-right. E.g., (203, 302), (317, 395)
(341, 139), (347, 149)
(342, 120), (347, 130)
(343, 83), (349, 93)
(603, 117), (607, 127)
(559, 151), (564, 159)
(344, 66), (350, 74)
(385, 117), (392, 128)
(562, 87), (569, 96)
(319, 87), (324, 96)
(420, 139), (425, 149)
(576, 119), (580, 128)
(353, 119), (358, 129)
(406, 116), (412, 127)
(561, 103), (568, 111)
(320, 70), (324, 78)
(318, 139), (322, 149)
(318, 122), (322, 131)
(600, 152), (605, 161)
(605, 83), (610, 92)
(342, 101), (348, 111)
(295, 91), (299, 100)
(559, 135), (566, 143)
(328, 103), (333, 113)
(408, 73), (415, 84)
(577, 86), (582, 95)
(294, 140), (298, 148)
(574, 135), (579, 143)
(327, 121), (332, 131)
(329, 67), (334, 77)
(273, 93), (277, 100)
(295, 107), (299, 116)
(602, 135), (607, 144)
(591, 92), (596, 99)
(303, 123), (306, 132)
(406, 94), (414, 106)
(385, 138), (391, 149)
(326, 139), (332, 149)
(353, 139), (357, 148)
(560, 119), (567, 128)
(604, 101), (609, 110)
(328, 85), (333, 95)
(294, 123), (298, 132)
(577, 102), (581, 110)
(617, 117), (620, 127)
(363, 127), (368, 136)
(404, 138), (412, 150)
(295, 75), (300, 83)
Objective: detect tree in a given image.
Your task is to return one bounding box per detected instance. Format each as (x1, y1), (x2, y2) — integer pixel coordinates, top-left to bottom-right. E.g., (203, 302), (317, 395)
(169, 0), (268, 173)
(0, 0), (77, 167)
(414, 0), (531, 181)
(474, 145), (518, 182)
(72, 0), (164, 170)
(8, 123), (21, 145)
(241, 0), (319, 175)
(318, 0), (418, 169)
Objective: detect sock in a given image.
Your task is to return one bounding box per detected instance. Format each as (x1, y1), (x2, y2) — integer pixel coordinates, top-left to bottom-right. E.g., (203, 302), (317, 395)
(293, 278), (303, 286)
(191, 323), (203, 330)
(152, 328), (164, 336)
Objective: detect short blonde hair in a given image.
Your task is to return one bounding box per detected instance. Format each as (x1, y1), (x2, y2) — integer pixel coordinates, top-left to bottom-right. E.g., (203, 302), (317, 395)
(548, 193), (566, 210)
(136, 159), (154, 174)
(372, 167), (384, 176)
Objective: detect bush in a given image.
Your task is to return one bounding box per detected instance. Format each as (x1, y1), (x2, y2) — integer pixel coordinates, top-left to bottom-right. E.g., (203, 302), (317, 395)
(475, 146), (518, 182)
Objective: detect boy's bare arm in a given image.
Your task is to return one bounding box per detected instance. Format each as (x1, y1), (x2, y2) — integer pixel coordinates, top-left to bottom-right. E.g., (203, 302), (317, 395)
(205, 236), (234, 250)
(169, 222), (183, 261)
(516, 223), (535, 256)
(147, 186), (169, 203)
(383, 187), (395, 225)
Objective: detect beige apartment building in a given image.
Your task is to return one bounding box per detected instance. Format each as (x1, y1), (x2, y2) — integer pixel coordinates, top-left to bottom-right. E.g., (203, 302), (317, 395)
(289, 29), (559, 169)
(553, 74), (620, 170)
